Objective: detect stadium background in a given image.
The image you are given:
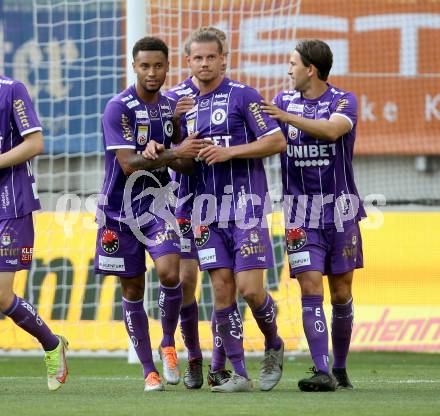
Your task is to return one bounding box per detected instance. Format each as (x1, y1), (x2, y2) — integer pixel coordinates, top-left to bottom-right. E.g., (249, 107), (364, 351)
(0, 0), (439, 354)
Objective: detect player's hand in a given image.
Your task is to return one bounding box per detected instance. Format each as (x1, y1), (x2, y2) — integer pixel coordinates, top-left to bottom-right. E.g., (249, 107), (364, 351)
(142, 140), (164, 160)
(174, 132), (211, 159)
(174, 96), (196, 118)
(260, 100), (291, 123)
(198, 145), (232, 166)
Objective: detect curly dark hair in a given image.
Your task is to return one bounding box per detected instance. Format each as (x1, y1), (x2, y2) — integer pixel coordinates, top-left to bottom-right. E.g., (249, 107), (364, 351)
(132, 36), (168, 60)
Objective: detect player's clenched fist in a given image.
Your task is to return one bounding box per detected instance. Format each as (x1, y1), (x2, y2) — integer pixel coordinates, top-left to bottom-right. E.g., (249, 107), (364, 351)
(142, 140), (165, 160)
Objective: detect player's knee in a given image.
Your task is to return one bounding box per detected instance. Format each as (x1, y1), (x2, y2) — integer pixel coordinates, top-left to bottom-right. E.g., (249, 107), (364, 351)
(212, 284), (235, 306)
(157, 268), (180, 287)
(121, 283), (145, 301)
(240, 287), (265, 309)
(299, 280), (322, 296)
(330, 288), (352, 304)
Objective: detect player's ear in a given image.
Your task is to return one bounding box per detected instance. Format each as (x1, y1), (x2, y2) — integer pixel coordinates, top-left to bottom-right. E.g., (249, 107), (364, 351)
(132, 60), (136, 73)
(166, 61), (170, 73)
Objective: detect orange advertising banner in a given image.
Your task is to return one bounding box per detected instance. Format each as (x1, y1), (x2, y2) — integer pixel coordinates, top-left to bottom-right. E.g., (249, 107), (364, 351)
(151, 0), (440, 155)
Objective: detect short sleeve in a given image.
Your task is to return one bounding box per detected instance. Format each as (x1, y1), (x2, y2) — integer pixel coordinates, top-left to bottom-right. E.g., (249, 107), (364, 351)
(331, 92), (357, 130)
(12, 82), (43, 137)
(240, 87), (281, 140)
(102, 100), (136, 150)
(164, 89), (180, 101)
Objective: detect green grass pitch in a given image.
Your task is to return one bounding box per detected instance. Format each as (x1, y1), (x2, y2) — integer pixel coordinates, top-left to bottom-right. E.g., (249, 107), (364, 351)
(1, 352), (439, 416)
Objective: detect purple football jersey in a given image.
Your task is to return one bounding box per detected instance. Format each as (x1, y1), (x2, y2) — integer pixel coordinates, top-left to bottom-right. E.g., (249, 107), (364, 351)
(165, 77), (198, 220)
(274, 85), (366, 229)
(165, 77), (198, 102)
(0, 76), (41, 219)
(97, 85), (177, 229)
(182, 77), (280, 222)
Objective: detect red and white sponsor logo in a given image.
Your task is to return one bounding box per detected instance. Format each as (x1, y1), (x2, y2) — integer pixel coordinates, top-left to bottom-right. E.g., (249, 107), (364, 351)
(101, 229), (119, 254)
(194, 225), (210, 247)
(286, 228), (307, 251)
(177, 218), (191, 235)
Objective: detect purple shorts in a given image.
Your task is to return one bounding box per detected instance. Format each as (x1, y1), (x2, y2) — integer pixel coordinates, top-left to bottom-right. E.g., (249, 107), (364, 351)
(0, 214), (34, 272)
(286, 222), (363, 277)
(195, 221), (274, 273)
(177, 218), (198, 260)
(94, 219), (181, 278)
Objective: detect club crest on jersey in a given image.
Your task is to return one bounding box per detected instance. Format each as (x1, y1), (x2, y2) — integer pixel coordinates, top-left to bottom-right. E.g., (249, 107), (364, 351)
(137, 125), (148, 145)
(177, 218), (191, 235)
(164, 120), (173, 137)
(286, 228), (307, 251)
(1, 233), (11, 246)
(101, 229), (119, 254)
(249, 230), (260, 244)
(0, 226), (17, 247)
(211, 108), (227, 125)
(149, 109), (159, 119)
(194, 226), (210, 247)
(288, 125), (298, 140)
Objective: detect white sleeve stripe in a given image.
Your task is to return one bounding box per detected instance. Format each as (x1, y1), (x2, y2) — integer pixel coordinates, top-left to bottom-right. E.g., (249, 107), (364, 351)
(106, 145), (136, 150)
(256, 127), (281, 140)
(331, 113), (354, 130)
(21, 127), (43, 137)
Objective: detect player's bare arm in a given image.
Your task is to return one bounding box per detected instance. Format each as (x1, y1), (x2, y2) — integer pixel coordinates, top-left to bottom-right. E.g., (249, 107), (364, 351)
(0, 130), (44, 169)
(116, 132), (208, 175)
(198, 130), (286, 166)
(261, 100), (352, 142)
(116, 148), (178, 175)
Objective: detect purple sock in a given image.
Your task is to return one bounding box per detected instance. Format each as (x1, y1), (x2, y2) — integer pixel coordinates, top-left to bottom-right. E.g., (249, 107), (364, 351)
(251, 293), (282, 351)
(159, 283), (182, 348)
(122, 298), (157, 378)
(215, 303), (247, 379)
(302, 295), (329, 374)
(332, 298), (354, 369)
(180, 301), (202, 360)
(3, 295), (58, 351)
(211, 310), (227, 371)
